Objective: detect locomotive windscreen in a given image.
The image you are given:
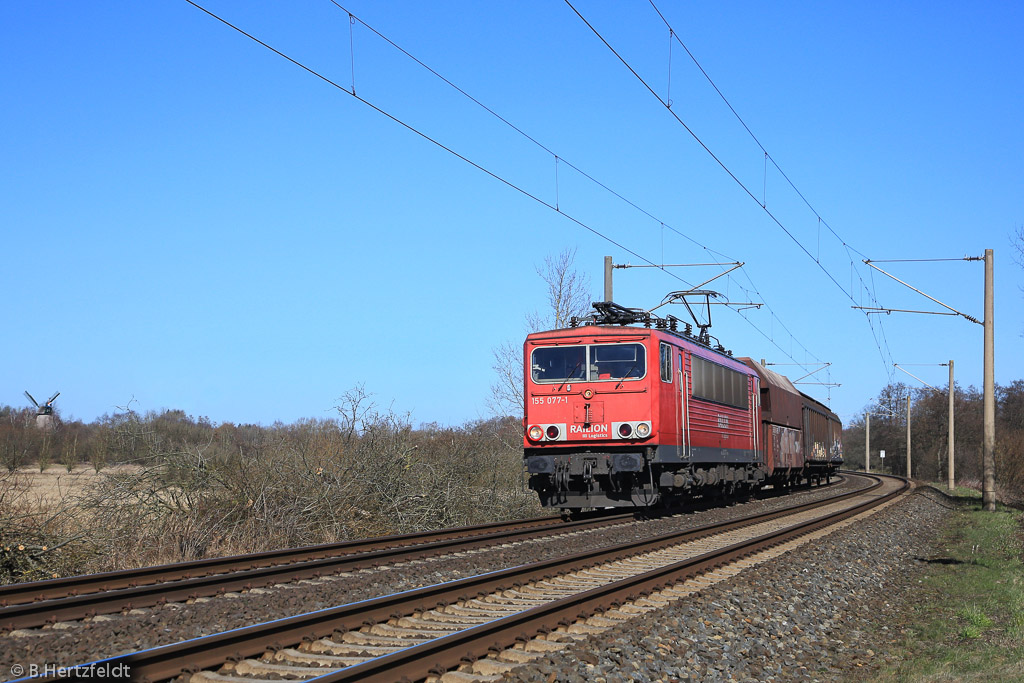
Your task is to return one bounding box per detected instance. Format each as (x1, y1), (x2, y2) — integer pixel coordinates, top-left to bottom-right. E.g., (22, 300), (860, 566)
(531, 346), (586, 383)
(531, 343), (646, 383)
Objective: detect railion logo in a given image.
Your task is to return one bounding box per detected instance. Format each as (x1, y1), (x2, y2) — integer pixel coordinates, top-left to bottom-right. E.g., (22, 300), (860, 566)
(570, 423), (608, 435)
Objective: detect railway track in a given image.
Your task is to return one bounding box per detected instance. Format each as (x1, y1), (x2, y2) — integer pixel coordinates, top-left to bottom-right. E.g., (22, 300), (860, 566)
(0, 512), (644, 632)
(0, 477), (851, 633)
(0, 515), (578, 607)
(20, 472), (906, 683)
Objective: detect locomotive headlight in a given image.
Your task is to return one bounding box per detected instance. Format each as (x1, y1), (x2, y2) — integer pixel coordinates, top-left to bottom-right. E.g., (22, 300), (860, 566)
(636, 422), (651, 438)
(618, 423), (633, 438)
(582, 389), (594, 399)
(546, 425), (561, 440)
(528, 425), (543, 441)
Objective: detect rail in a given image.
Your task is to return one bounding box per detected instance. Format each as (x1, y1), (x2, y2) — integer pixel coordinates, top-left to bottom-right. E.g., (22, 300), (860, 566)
(0, 512), (638, 631)
(22, 473), (904, 683)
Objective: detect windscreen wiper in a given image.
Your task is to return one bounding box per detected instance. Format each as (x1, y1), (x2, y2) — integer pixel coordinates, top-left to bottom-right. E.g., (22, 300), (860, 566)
(614, 362), (640, 390)
(557, 360), (584, 392)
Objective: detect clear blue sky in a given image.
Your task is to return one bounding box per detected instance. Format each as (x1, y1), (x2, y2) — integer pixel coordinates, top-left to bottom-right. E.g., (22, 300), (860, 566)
(3, 1), (1022, 427)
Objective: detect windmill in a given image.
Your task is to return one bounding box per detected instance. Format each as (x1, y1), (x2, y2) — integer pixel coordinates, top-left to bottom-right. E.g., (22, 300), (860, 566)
(25, 390), (60, 430)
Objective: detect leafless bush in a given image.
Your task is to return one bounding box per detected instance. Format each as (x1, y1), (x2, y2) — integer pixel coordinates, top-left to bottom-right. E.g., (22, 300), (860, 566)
(0, 387), (542, 582)
(0, 470), (92, 583)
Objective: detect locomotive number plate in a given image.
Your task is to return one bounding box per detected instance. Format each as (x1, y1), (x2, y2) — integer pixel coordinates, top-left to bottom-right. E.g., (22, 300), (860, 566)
(531, 396), (569, 405)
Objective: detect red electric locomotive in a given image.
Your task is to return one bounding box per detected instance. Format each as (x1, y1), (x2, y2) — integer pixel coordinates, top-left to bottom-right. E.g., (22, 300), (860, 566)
(523, 302), (842, 510)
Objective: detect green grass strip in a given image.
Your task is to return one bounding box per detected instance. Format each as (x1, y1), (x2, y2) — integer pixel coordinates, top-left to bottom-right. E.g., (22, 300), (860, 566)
(875, 486), (1024, 682)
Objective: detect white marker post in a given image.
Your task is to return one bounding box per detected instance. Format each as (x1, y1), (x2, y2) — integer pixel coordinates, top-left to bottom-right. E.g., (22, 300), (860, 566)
(879, 450), (886, 471)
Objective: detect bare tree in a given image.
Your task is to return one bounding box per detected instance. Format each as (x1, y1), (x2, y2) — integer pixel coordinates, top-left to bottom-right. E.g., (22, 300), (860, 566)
(526, 248), (594, 332)
(489, 248), (593, 418)
(489, 339), (525, 419)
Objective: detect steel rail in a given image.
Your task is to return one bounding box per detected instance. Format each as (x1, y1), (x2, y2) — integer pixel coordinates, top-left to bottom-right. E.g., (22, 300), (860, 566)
(0, 512), (641, 631)
(0, 476), (853, 626)
(0, 514), (577, 607)
(324, 474), (907, 683)
(31, 474), (891, 683)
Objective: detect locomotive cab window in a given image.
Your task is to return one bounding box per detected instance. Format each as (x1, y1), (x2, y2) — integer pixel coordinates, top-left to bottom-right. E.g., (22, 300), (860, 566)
(531, 343), (646, 383)
(660, 343), (673, 382)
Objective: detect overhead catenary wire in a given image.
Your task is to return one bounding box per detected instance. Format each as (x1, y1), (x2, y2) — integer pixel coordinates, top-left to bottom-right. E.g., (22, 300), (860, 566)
(867, 258), (981, 263)
(182, 0), (663, 275)
(185, 0), (835, 388)
(565, 0), (898, 382)
(563, 0), (850, 297)
(318, 2), (835, 380)
(646, 0), (869, 261)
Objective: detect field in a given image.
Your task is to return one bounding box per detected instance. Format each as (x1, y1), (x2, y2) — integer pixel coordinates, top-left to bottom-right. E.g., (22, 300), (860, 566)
(5, 464), (140, 507)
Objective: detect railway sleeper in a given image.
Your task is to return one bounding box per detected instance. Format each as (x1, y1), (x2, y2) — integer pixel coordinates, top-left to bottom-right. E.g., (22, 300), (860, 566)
(270, 648), (368, 668)
(485, 648), (547, 665)
(540, 578), (604, 590)
(522, 638), (568, 653)
(575, 568), (636, 580)
(340, 630), (422, 646)
(434, 671), (503, 683)
(515, 583), (579, 597)
(492, 592), (550, 604)
(303, 638), (401, 658)
(565, 622), (608, 635)
(468, 657), (521, 675)
(229, 657), (338, 678)
(396, 616), (482, 631)
(418, 609), (497, 623)
(467, 596), (543, 609)
(189, 671), (277, 683)
(588, 609), (634, 625)
(369, 622), (459, 638)
(440, 603), (519, 618)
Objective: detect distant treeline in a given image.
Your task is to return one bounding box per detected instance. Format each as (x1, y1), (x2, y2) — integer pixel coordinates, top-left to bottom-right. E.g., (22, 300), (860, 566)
(842, 380), (1024, 503)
